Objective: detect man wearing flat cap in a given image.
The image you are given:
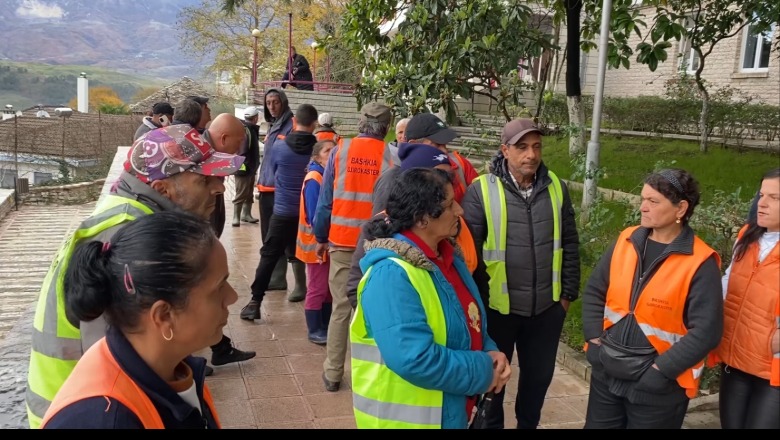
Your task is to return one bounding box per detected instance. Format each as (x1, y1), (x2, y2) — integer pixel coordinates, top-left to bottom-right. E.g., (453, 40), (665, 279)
(312, 102), (394, 392)
(462, 118), (581, 429)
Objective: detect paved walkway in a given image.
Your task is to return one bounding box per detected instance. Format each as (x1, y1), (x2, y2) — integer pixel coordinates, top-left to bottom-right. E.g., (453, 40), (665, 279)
(0, 187), (721, 429)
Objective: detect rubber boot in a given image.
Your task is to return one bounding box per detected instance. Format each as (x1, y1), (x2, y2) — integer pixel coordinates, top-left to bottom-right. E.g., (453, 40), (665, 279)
(268, 259), (288, 291)
(321, 302), (332, 333)
(231, 205), (241, 227)
(241, 201), (259, 223)
(287, 260), (307, 302)
(304, 309), (327, 345)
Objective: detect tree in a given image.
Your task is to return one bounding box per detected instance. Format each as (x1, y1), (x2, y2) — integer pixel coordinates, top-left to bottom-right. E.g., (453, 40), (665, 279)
(180, 0), (331, 85)
(68, 86), (123, 113)
(635, 0), (779, 152)
(341, 0), (553, 122)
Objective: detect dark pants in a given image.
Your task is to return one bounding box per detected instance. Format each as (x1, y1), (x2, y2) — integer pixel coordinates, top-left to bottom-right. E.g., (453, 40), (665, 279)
(208, 193), (230, 353)
(258, 191), (274, 240)
(719, 364), (780, 429)
(584, 374), (689, 429)
(250, 214), (299, 301)
(484, 304), (566, 429)
(233, 174), (255, 206)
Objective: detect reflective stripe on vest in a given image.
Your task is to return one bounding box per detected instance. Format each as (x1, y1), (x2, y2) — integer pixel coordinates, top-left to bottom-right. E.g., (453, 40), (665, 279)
(40, 338), (221, 429)
(26, 195), (154, 428)
(296, 170), (323, 264)
(605, 226), (720, 398)
(447, 152), (468, 196)
(350, 257), (446, 428)
(330, 138), (393, 247)
(476, 171), (563, 314)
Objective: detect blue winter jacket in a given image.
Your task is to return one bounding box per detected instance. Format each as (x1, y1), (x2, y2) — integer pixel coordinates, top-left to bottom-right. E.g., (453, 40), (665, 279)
(357, 234), (498, 429)
(270, 132), (315, 217)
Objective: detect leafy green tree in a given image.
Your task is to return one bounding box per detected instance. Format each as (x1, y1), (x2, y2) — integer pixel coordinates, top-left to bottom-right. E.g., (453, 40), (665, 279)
(341, 0), (553, 122)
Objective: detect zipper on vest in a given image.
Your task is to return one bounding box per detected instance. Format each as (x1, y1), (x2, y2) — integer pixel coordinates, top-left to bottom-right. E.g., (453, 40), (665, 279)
(524, 200), (538, 316)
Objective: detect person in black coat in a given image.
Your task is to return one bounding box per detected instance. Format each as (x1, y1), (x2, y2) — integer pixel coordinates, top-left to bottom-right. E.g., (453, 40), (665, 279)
(281, 46), (314, 91)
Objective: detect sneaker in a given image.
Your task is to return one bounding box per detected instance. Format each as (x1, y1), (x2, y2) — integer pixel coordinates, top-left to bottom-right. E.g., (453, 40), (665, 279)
(211, 347), (257, 366)
(205, 365), (214, 377)
(322, 372), (340, 392)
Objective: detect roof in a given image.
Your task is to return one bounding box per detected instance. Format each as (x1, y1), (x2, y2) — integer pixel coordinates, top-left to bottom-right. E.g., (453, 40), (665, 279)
(128, 76), (211, 114)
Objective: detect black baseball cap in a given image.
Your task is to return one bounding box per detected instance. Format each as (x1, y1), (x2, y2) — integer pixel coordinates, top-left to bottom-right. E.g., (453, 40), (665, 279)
(186, 95), (209, 106)
(405, 113), (458, 145)
(151, 102), (174, 116)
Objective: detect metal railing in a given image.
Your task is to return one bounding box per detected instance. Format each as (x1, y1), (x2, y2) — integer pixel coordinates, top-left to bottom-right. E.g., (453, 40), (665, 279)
(254, 80), (355, 95)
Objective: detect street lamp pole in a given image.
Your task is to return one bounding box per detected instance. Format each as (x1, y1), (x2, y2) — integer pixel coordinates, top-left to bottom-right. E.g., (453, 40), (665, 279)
(251, 28), (261, 87)
(310, 41), (319, 89)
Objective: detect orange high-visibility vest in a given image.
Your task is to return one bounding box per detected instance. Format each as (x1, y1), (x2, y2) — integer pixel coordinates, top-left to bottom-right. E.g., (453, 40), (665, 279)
(330, 137), (393, 248)
(315, 131), (337, 142)
(296, 170), (323, 264)
(448, 151), (469, 200)
(604, 226), (720, 399)
(458, 216), (477, 273)
(41, 338), (221, 429)
(716, 225), (780, 385)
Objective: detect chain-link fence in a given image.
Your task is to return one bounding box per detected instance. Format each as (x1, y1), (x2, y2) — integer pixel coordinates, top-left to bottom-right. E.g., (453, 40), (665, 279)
(0, 111), (142, 188)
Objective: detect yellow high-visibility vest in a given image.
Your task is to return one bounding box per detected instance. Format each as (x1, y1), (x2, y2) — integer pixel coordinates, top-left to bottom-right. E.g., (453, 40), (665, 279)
(350, 257), (447, 428)
(476, 171), (563, 314)
(26, 195), (153, 428)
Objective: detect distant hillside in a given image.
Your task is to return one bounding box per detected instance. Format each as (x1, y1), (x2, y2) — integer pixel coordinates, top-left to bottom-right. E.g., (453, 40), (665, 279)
(0, 0), (201, 80)
(0, 61), (167, 110)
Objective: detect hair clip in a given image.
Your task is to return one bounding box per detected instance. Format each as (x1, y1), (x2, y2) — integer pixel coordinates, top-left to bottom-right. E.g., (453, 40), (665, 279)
(101, 242), (111, 254)
(123, 264), (136, 295)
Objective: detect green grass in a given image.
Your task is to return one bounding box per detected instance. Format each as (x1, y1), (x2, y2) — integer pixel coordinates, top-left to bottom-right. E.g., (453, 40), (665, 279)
(542, 134), (778, 204)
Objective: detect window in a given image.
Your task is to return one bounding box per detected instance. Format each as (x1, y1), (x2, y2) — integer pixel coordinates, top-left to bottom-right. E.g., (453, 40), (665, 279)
(678, 17), (700, 74)
(0, 170), (17, 189)
(741, 23), (774, 72)
(34, 172), (53, 185)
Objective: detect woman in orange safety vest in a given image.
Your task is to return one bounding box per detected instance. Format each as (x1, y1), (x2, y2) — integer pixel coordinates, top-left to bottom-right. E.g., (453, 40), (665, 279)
(581, 169), (723, 429)
(715, 167), (780, 429)
(42, 212), (228, 429)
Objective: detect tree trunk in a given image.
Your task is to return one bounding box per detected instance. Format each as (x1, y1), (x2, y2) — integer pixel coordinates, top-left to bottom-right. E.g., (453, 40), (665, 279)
(694, 48), (709, 153)
(698, 85), (710, 153)
(567, 95), (586, 156)
(565, 0), (584, 157)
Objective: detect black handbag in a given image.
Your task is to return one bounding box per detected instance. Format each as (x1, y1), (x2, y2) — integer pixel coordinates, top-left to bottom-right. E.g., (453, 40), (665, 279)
(469, 392), (495, 429)
(597, 333), (657, 381)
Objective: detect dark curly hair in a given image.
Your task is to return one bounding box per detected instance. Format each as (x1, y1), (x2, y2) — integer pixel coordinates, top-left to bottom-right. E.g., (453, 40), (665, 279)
(367, 168), (452, 238)
(644, 168), (700, 225)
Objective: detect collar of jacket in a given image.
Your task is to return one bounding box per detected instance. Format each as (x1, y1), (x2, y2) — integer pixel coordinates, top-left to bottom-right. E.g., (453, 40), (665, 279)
(627, 224), (695, 256)
(113, 171), (183, 214)
(106, 327), (211, 424)
(363, 234), (464, 271)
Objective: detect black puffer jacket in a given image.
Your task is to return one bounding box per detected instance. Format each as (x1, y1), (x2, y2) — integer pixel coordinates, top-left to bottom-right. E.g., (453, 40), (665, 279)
(462, 154), (580, 316)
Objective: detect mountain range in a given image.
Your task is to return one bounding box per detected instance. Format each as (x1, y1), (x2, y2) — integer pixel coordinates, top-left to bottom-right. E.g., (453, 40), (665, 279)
(0, 0), (204, 80)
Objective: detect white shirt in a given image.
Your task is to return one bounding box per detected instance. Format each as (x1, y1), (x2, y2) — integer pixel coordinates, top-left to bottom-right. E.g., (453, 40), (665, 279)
(721, 231), (780, 299)
(178, 382), (202, 415)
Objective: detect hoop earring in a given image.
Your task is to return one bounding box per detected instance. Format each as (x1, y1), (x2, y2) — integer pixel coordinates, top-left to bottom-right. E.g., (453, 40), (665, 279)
(676, 218), (681, 224)
(162, 328), (174, 341)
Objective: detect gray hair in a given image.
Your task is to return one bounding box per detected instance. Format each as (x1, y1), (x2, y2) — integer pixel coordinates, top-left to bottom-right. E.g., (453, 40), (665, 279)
(396, 117), (411, 132)
(173, 98), (202, 127)
(358, 119), (390, 138)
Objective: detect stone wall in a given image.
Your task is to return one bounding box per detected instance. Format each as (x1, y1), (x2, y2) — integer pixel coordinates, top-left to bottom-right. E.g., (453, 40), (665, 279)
(19, 179), (105, 206)
(0, 191), (14, 222)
